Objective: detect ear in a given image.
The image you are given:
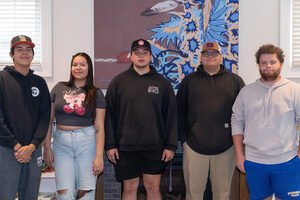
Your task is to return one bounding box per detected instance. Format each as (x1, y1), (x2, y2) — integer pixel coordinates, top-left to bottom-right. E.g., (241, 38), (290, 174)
(9, 52), (14, 60)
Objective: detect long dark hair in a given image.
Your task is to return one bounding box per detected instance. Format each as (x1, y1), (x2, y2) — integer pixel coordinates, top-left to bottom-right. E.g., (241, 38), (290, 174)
(63, 52), (97, 120)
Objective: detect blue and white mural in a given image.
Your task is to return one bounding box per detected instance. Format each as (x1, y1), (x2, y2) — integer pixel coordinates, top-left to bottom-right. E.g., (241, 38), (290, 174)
(94, 0), (239, 89)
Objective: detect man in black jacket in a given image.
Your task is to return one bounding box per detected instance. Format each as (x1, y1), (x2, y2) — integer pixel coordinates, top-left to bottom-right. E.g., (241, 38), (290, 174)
(177, 42), (245, 200)
(105, 39), (177, 200)
(0, 35), (51, 200)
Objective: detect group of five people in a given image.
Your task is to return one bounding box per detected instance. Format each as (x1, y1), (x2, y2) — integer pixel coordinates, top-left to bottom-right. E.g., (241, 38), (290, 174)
(0, 35), (299, 200)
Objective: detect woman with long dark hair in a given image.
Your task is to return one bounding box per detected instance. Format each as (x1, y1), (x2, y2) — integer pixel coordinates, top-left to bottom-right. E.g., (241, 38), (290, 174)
(43, 52), (106, 199)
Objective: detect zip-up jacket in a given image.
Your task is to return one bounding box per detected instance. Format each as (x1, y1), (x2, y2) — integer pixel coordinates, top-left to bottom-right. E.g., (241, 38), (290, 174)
(105, 65), (178, 151)
(177, 64), (244, 155)
(0, 66), (51, 149)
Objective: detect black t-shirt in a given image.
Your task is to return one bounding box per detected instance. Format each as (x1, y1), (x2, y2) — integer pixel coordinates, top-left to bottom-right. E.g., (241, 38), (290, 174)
(51, 82), (106, 126)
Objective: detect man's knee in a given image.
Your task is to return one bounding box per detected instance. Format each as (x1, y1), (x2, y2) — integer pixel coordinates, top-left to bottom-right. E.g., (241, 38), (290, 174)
(123, 178), (139, 194)
(123, 183), (138, 193)
(144, 181), (160, 193)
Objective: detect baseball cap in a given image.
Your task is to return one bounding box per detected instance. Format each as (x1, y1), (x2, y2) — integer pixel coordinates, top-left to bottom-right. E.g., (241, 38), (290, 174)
(131, 39), (151, 52)
(201, 42), (220, 52)
(10, 35), (35, 49)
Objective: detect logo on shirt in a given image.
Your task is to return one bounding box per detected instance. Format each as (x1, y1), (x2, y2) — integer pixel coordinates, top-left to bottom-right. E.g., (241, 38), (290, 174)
(31, 87), (39, 97)
(288, 191), (300, 197)
(63, 89), (86, 116)
(148, 86), (159, 94)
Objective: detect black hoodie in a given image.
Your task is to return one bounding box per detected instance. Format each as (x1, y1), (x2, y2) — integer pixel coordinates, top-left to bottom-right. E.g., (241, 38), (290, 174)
(0, 66), (51, 149)
(105, 65), (178, 151)
(177, 64), (245, 155)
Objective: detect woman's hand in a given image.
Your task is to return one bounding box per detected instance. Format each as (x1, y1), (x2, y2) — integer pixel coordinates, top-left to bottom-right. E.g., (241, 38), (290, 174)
(43, 146), (55, 169)
(92, 156), (104, 176)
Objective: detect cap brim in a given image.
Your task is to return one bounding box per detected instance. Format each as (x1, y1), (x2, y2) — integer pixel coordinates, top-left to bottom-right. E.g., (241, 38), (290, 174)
(11, 41), (35, 48)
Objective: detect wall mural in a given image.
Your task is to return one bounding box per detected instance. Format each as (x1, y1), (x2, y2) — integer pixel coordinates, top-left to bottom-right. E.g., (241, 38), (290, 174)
(94, 0), (239, 89)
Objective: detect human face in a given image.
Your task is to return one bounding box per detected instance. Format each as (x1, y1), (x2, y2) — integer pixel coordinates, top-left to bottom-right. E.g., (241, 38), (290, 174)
(258, 53), (282, 82)
(10, 43), (33, 68)
(130, 47), (152, 69)
(71, 56), (89, 82)
(201, 50), (222, 68)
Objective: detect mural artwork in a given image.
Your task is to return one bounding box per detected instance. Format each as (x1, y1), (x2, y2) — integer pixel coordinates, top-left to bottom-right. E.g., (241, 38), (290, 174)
(94, 0), (239, 89)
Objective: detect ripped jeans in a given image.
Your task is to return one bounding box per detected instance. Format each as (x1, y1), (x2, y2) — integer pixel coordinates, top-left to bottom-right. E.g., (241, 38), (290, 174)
(53, 126), (97, 200)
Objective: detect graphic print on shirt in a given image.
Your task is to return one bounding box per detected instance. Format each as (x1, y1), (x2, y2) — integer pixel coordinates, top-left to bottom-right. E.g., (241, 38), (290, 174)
(148, 86), (159, 94)
(63, 89), (86, 116)
(31, 87), (40, 97)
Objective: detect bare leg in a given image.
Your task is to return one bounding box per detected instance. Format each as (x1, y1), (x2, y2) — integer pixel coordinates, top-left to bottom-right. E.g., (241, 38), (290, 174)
(143, 174), (162, 200)
(122, 177), (140, 200)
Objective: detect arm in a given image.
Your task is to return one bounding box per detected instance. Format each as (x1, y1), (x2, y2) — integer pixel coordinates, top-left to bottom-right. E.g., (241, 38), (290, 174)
(105, 81), (119, 164)
(93, 108), (105, 175)
(161, 82), (178, 162)
(42, 103), (55, 169)
(231, 89), (246, 173)
(176, 77), (189, 145)
(15, 82), (51, 162)
(298, 140), (300, 158)
(233, 134), (245, 173)
(31, 82), (51, 148)
(0, 89), (20, 150)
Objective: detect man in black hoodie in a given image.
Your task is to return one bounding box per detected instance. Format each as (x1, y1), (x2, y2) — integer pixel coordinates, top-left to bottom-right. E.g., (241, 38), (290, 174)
(0, 35), (51, 200)
(105, 39), (177, 200)
(177, 42), (245, 200)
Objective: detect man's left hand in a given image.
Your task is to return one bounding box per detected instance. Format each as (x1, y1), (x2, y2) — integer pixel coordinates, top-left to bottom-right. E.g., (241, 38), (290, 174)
(161, 149), (175, 162)
(14, 144), (36, 163)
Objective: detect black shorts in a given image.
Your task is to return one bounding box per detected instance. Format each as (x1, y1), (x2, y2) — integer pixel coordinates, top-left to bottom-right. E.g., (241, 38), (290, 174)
(114, 150), (166, 181)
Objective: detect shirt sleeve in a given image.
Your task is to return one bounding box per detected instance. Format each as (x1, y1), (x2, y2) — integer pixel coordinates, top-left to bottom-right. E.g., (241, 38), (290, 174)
(104, 79), (118, 150)
(176, 76), (189, 144)
(96, 88), (106, 108)
(231, 88), (246, 136)
(293, 83), (300, 135)
(0, 92), (18, 149)
(31, 80), (51, 148)
(162, 80), (178, 151)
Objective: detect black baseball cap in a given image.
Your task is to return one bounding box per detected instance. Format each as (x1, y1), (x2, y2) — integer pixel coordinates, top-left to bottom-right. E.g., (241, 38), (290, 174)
(131, 39), (151, 52)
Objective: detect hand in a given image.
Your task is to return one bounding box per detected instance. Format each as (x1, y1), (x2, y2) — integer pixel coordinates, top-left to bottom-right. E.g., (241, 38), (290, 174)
(236, 153), (246, 174)
(14, 144), (35, 163)
(161, 149), (175, 162)
(43, 146), (55, 169)
(106, 148), (119, 164)
(93, 156), (104, 176)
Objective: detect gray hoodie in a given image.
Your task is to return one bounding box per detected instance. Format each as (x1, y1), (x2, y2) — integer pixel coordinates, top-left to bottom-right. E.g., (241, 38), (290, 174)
(231, 78), (300, 164)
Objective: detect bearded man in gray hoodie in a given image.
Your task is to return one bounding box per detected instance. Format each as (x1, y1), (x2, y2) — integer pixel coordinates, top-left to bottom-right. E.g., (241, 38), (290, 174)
(232, 44), (300, 200)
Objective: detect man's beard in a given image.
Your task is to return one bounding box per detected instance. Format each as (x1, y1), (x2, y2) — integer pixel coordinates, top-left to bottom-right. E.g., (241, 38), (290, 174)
(259, 68), (281, 82)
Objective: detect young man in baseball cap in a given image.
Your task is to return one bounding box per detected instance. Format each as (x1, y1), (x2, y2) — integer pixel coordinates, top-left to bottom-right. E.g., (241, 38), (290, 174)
(177, 41), (245, 199)
(0, 35), (51, 199)
(105, 39), (178, 200)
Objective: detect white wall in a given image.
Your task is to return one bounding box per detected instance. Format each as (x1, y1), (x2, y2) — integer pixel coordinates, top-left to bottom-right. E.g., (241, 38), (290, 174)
(49, 0), (284, 88)
(47, 0), (94, 89)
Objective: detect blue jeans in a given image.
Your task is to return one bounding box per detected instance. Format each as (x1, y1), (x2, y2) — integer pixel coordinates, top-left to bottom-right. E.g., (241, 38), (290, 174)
(0, 145), (42, 200)
(53, 126), (97, 200)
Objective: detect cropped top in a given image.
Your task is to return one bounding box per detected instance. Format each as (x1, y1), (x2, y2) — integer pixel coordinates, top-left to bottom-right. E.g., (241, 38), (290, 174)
(51, 82), (106, 126)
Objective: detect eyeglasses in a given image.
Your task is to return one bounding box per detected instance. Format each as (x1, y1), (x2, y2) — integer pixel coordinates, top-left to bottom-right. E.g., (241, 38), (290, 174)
(202, 51), (220, 57)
